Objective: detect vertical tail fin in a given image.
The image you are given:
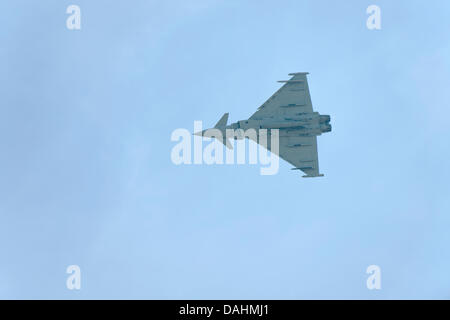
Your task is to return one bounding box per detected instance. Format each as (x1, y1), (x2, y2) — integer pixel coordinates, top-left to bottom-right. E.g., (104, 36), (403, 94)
(214, 113), (229, 129)
(214, 113), (232, 149)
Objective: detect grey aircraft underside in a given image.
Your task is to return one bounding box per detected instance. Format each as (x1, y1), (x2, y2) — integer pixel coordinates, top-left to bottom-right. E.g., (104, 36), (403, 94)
(195, 72), (332, 178)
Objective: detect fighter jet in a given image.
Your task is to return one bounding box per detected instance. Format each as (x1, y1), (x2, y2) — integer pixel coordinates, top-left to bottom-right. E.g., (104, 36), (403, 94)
(195, 72), (331, 177)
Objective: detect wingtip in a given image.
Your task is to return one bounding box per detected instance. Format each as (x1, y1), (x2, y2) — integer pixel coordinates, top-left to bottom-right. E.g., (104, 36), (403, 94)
(288, 72), (309, 76)
(302, 174), (324, 178)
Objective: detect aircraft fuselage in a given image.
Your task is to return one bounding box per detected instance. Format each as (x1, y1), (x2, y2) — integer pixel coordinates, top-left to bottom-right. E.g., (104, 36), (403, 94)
(226, 112), (331, 138)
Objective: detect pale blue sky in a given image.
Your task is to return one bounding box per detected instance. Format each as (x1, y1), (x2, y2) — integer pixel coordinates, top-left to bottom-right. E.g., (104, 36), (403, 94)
(1, 0), (449, 299)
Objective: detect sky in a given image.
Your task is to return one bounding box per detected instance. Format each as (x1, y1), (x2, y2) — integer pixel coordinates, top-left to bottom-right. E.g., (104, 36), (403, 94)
(0, 0), (449, 299)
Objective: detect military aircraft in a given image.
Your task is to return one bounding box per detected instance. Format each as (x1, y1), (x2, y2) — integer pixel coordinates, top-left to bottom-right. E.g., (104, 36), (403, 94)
(194, 72), (331, 178)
